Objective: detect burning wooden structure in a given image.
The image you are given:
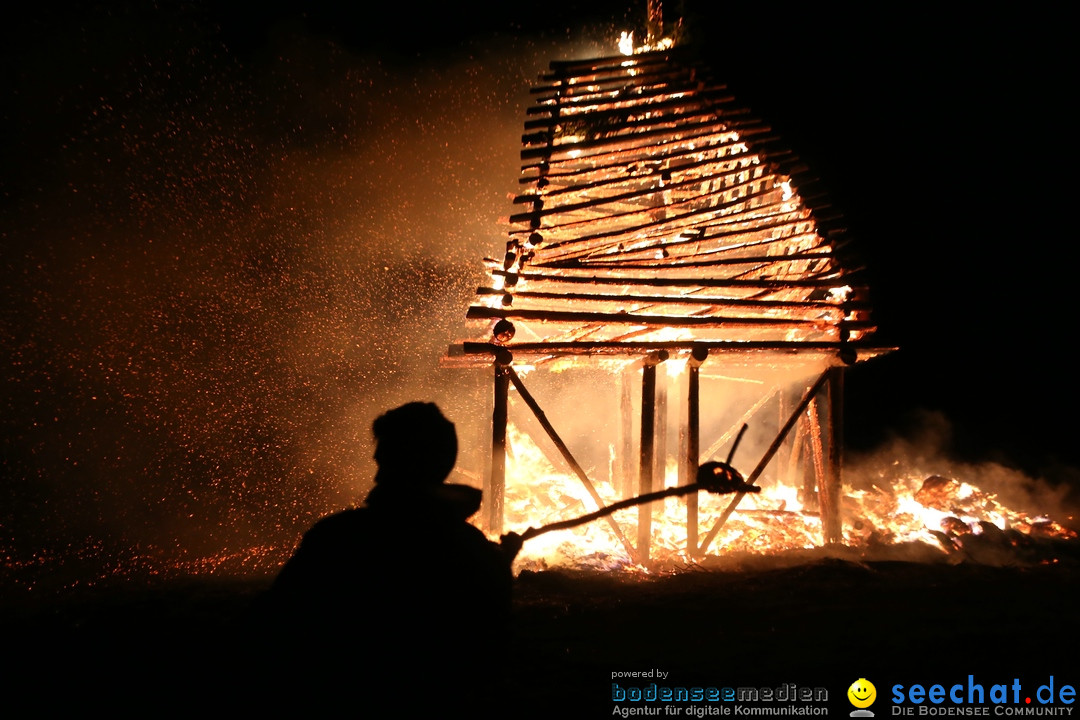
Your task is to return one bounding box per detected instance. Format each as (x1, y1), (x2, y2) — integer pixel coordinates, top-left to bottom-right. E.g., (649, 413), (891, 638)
(446, 37), (894, 566)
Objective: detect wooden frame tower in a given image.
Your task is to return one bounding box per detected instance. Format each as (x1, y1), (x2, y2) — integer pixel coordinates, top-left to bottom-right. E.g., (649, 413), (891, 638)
(446, 44), (893, 565)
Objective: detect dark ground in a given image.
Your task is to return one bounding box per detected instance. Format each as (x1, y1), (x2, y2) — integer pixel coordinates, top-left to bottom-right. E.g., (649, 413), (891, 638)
(3, 544), (1079, 717)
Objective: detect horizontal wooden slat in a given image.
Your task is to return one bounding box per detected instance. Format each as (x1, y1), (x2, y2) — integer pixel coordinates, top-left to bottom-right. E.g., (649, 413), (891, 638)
(473, 286), (869, 312)
(454, 340), (894, 359)
(488, 267), (862, 289)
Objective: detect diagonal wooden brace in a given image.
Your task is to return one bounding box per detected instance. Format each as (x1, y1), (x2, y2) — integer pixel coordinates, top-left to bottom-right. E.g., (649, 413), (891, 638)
(505, 365), (640, 564)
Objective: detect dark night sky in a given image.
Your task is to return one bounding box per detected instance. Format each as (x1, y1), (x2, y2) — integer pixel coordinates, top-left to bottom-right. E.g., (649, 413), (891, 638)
(2, 1), (1077, 575)
(676, 3), (1077, 477)
(718, 5), (1076, 472)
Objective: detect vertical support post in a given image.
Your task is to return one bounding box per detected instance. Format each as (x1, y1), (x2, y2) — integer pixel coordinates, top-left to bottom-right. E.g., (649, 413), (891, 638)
(638, 353), (665, 564)
(822, 365), (845, 544)
(675, 367), (689, 490)
(487, 355), (511, 536)
(653, 362), (669, 492)
(618, 366), (635, 499)
(686, 346), (708, 557)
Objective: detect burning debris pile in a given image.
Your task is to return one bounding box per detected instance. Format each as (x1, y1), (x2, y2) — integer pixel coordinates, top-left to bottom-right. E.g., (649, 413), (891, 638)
(846, 474), (1077, 566)
(499, 438), (1079, 573)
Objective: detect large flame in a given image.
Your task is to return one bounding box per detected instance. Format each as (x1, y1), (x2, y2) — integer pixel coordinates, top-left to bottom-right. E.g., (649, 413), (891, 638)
(493, 423), (1076, 574)
(616, 29), (675, 55)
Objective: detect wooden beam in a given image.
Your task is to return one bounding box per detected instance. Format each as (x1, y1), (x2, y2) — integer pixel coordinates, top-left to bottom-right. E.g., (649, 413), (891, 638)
(491, 268), (860, 290)
(652, 360), (669, 508)
(619, 367), (635, 499)
(638, 357), (660, 563)
(487, 362), (510, 535)
(686, 346), (707, 555)
(460, 340), (895, 358)
(467, 305), (851, 330)
(550, 249), (835, 271)
(475, 285), (869, 314)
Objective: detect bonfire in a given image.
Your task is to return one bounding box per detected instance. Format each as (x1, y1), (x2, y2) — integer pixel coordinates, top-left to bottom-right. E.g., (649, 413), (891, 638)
(444, 8), (1075, 572)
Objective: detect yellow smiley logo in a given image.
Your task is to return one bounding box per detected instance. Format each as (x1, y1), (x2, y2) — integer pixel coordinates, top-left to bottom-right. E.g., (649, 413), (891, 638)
(848, 678), (876, 708)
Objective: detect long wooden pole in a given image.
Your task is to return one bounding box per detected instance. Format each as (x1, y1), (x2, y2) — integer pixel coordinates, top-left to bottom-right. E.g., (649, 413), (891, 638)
(488, 268), (866, 290)
(619, 368), (634, 498)
(638, 359), (658, 564)
(653, 364), (668, 505)
(472, 287), (869, 313)
(822, 366), (845, 543)
(461, 340), (889, 357)
(488, 361), (510, 535)
(686, 346), (707, 555)
(467, 305), (839, 330)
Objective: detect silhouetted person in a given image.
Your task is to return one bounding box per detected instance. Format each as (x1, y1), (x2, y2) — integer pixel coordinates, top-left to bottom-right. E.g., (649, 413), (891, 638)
(259, 402), (519, 713)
